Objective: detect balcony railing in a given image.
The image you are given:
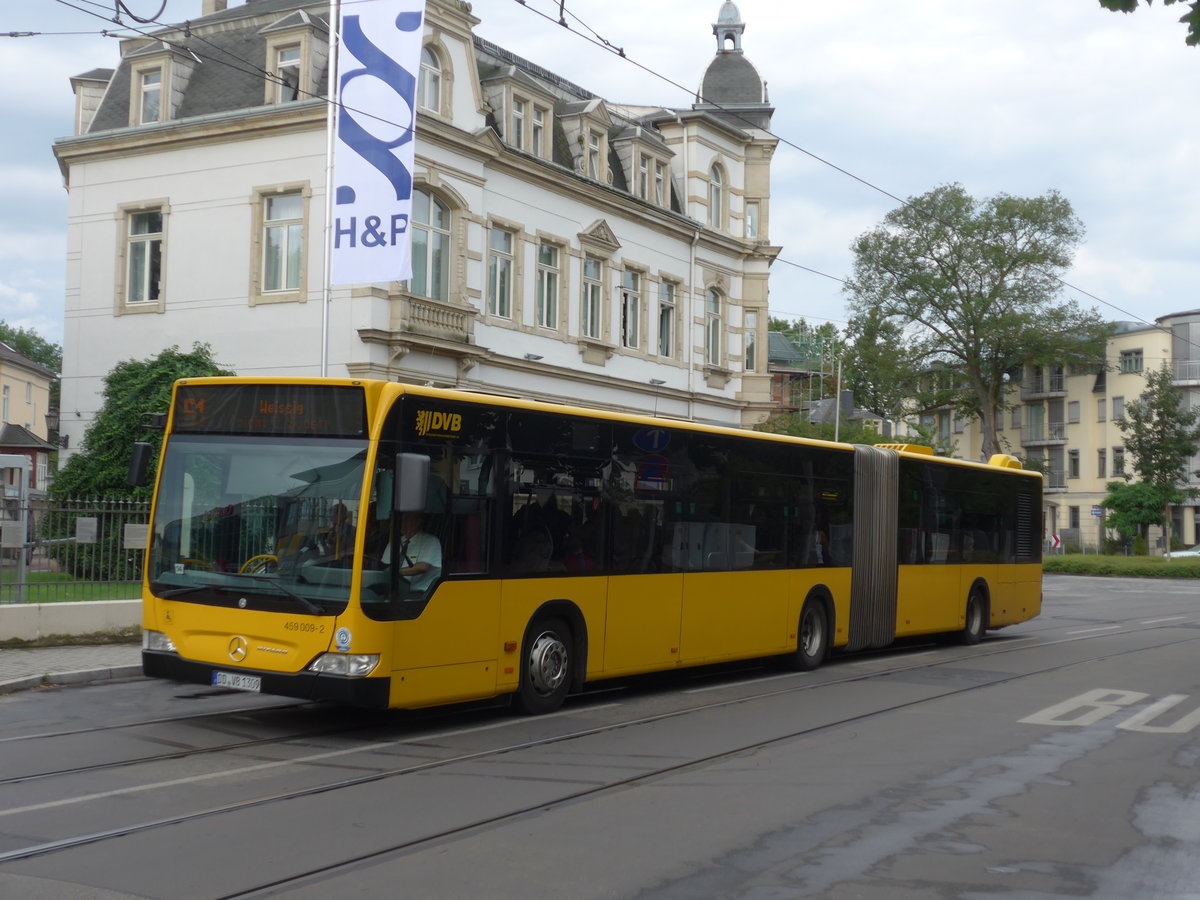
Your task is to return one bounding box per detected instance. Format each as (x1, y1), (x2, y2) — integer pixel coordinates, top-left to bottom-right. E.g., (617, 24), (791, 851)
(1021, 373), (1066, 398)
(1022, 422), (1067, 445)
(1175, 359), (1200, 384)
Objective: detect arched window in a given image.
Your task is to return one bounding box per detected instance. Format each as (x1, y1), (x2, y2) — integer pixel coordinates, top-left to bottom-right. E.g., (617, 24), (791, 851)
(411, 188), (450, 301)
(417, 46), (441, 112)
(705, 287), (722, 366)
(708, 164), (724, 228)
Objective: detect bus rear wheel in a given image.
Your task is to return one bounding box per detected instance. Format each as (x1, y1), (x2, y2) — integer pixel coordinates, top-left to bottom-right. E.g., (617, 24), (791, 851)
(791, 599), (828, 671)
(514, 617), (572, 715)
(959, 588), (987, 645)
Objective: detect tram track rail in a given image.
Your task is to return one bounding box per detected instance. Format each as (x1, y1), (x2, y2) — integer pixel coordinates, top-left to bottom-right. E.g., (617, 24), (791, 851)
(1, 614), (1197, 884)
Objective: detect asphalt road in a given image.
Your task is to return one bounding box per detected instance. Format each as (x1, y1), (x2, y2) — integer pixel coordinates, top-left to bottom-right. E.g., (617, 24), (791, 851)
(1, 573), (1198, 899)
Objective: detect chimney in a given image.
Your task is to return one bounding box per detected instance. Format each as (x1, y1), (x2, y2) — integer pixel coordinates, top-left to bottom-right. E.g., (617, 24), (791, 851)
(201, 0), (228, 15)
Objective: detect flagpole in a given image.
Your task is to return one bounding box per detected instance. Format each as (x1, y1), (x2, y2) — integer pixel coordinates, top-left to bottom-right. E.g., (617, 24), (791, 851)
(320, 0), (343, 378)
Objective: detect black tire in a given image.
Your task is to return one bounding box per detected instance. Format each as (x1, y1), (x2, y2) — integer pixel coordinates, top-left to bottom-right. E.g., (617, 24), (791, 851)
(790, 599), (829, 671)
(958, 587), (987, 645)
(514, 617), (572, 715)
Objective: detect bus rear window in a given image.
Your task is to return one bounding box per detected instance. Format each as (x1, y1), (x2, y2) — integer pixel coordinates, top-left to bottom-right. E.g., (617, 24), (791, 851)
(174, 384), (367, 437)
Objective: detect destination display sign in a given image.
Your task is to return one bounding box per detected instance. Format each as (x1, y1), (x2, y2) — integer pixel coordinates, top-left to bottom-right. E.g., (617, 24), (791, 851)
(173, 385), (368, 437)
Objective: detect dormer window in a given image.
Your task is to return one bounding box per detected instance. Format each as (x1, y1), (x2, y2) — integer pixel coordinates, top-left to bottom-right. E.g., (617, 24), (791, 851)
(588, 131), (604, 180)
(260, 14), (329, 108)
(511, 99), (526, 151)
(126, 41), (196, 126)
(138, 69), (162, 124)
(532, 108), (546, 158)
(418, 46), (441, 112)
(274, 45), (302, 103)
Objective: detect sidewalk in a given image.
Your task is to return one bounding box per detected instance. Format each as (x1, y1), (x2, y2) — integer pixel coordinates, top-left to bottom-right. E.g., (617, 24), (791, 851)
(0, 643), (143, 695)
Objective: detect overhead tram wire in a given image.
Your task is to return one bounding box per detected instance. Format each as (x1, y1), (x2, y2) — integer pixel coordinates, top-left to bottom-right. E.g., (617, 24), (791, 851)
(513, 0), (1200, 353)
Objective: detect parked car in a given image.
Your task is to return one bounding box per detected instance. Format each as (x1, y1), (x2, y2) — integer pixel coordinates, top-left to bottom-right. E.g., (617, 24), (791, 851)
(1168, 544), (1200, 558)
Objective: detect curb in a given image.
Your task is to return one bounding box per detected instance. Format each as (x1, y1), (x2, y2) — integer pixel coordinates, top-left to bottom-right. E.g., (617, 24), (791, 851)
(0, 665), (145, 696)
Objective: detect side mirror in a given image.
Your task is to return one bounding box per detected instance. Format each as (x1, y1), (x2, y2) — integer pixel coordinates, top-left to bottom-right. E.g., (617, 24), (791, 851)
(394, 453), (430, 512)
(128, 441), (154, 486)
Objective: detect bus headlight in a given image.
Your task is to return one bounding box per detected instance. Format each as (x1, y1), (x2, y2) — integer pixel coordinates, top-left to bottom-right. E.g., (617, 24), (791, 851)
(307, 653), (380, 677)
(142, 630), (177, 653)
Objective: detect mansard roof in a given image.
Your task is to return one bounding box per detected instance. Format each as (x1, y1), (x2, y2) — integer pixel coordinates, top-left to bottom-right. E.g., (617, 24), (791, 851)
(85, 1), (330, 133)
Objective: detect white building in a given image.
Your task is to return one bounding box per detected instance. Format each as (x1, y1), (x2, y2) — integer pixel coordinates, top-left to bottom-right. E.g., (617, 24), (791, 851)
(53, 0), (781, 453)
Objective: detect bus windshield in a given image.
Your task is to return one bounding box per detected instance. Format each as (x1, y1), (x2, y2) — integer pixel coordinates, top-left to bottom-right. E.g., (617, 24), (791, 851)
(148, 434), (369, 615)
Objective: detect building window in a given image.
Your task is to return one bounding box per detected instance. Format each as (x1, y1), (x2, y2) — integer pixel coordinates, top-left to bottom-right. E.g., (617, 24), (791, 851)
(638, 156), (651, 200)
(1112, 396), (1125, 421)
(1098, 398), (1107, 422)
(488, 228), (514, 319)
(139, 68), (162, 124)
(705, 287), (722, 366)
(1119, 349), (1144, 374)
(1068, 400), (1080, 424)
(274, 45), (301, 103)
(745, 311), (758, 372)
(1098, 448), (1107, 479)
(1069, 506), (1080, 530)
(410, 188), (450, 301)
(532, 107), (546, 158)
(581, 257), (602, 340)
(655, 162), (667, 207)
(2, 386), (8, 424)
(1011, 406), (1021, 430)
(621, 270), (640, 349)
(746, 201), (759, 239)
(262, 193), (303, 293)
(510, 98), (525, 151)
(1068, 449), (1080, 479)
(587, 131), (603, 180)
(1113, 446), (1126, 476)
(536, 243), (559, 329)
(708, 164), (724, 228)
(418, 46), (441, 112)
(657, 281), (676, 358)
(126, 209), (163, 304)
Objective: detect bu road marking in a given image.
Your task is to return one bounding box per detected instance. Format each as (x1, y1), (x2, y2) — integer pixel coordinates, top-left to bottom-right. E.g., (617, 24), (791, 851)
(1141, 616), (1188, 625)
(1021, 689), (1200, 734)
(1067, 625), (1122, 635)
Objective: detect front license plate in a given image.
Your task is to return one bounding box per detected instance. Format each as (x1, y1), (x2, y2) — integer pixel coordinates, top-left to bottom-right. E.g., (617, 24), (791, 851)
(212, 670), (262, 692)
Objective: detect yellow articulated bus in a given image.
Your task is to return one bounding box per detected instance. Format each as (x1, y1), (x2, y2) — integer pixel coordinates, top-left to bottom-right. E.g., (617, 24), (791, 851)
(137, 377), (1042, 713)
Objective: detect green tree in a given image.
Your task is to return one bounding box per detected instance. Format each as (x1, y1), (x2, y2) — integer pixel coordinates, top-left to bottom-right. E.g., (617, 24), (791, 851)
(841, 308), (922, 424)
(1101, 480), (1168, 551)
(755, 412), (906, 447)
(51, 343), (233, 500)
(1114, 362), (1200, 554)
(844, 183), (1110, 459)
(1099, 0), (1200, 46)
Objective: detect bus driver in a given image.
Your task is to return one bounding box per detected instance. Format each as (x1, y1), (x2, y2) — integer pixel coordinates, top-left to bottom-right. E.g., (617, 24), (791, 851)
(390, 512), (442, 598)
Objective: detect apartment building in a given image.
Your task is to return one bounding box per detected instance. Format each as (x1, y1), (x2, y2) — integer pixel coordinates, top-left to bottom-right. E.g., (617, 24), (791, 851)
(955, 310), (1200, 551)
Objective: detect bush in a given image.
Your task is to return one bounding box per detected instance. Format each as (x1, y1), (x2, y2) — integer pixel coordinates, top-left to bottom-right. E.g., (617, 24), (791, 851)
(1044, 554), (1200, 579)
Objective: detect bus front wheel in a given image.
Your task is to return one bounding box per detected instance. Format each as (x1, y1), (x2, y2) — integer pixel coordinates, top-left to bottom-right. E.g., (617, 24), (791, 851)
(791, 599), (829, 671)
(514, 617), (572, 715)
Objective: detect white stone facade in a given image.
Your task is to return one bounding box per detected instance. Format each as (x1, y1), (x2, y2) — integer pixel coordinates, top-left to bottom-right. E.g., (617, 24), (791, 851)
(54, 0), (781, 453)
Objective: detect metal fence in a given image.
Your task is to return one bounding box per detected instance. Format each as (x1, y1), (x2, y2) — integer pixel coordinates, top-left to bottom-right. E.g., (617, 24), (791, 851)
(0, 497), (150, 605)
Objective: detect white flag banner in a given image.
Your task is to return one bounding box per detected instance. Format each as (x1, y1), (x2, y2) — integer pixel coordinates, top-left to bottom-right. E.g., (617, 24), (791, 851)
(331, 0), (426, 285)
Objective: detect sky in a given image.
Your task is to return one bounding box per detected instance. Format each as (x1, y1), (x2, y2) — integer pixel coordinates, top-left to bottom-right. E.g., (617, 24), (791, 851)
(4, 0), (1200, 349)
